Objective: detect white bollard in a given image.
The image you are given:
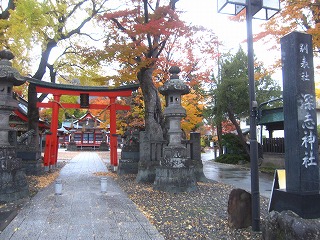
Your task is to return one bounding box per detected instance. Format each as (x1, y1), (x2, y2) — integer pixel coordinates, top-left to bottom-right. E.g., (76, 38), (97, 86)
(55, 179), (62, 195)
(101, 177), (107, 193)
(113, 166), (118, 172)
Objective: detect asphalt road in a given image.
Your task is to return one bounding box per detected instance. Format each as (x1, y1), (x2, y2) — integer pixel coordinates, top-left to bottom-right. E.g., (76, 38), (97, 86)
(201, 149), (274, 198)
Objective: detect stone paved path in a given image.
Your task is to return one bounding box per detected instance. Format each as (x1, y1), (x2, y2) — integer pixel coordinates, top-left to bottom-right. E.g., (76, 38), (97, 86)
(0, 152), (164, 240)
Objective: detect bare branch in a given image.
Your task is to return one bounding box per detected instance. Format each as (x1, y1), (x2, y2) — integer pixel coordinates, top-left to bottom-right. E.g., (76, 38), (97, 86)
(0, 0), (15, 19)
(110, 18), (137, 42)
(143, 0), (153, 51)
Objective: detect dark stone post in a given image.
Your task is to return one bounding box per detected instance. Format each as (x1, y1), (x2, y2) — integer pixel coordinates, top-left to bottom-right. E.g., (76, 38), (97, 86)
(269, 32), (320, 219)
(190, 132), (207, 182)
(0, 50), (29, 202)
(190, 132), (201, 161)
(118, 128), (140, 175)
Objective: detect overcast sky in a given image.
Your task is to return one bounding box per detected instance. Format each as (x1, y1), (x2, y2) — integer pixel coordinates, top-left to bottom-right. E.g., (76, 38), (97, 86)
(177, 0), (282, 81)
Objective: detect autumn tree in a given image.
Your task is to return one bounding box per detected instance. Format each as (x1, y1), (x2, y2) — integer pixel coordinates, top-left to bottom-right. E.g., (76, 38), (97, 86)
(257, 0), (320, 97)
(116, 90), (145, 134)
(92, 0), (219, 141)
(251, 1), (320, 66)
(0, 0), (109, 150)
(93, 0), (184, 142)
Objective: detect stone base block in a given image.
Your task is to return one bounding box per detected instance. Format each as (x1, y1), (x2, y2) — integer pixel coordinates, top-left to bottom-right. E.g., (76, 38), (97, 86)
(263, 210), (320, 240)
(269, 189), (320, 219)
(0, 170), (29, 203)
(153, 166), (198, 193)
(121, 151), (139, 161)
(136, 163), (157, 183)
(192, 160), (208, 182)
(22, 160), (44, 176)
(17, 151), (44, 176)
(118, 159), (139, 175)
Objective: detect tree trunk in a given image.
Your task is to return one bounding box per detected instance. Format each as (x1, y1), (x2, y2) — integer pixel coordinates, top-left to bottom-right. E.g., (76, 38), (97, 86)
(136, 67), (164, 183)
(28, 40), (57, 150)
(138, 67), (164, 140)
(216, 121), (223, 154)
(27, 83), (40, 149)
(227, 106), (250, 156)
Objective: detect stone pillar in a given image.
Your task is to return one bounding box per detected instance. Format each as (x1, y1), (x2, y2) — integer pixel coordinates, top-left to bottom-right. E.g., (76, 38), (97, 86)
(136, 131), (158, 182)
(0, 50), (29, 202)
(282, 32), (319, 193)
(153, 66), (197, 193)
(269, 32), (320, 219)
(190, 132), (207, 182)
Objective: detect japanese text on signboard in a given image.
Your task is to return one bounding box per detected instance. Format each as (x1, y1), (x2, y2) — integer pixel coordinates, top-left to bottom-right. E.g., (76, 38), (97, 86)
(299, 43), (317, 168)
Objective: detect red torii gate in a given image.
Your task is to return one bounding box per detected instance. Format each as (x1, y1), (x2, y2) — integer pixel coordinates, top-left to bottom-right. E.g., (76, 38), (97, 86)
(27, 78), (139, 171)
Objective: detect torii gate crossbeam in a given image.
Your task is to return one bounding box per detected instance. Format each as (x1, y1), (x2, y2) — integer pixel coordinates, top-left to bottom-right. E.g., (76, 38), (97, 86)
(27, 78), (139, 171)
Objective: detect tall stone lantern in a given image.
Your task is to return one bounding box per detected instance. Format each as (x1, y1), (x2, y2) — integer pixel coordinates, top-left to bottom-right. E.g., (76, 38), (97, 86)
(153, 66), (198, 193)
(0, 50), (29, 202)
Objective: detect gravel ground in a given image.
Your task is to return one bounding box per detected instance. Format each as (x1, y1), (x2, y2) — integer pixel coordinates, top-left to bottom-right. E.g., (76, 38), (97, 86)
(108, 172), (269, 240)
(59, 151), (269, 239)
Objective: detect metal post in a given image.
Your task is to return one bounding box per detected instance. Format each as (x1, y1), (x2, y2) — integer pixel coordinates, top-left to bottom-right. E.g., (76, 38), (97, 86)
(246, 0), (260, 232)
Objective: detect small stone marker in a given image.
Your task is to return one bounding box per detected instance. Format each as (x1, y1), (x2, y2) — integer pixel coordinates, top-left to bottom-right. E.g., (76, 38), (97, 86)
(101, 177), (107, 193)
(227, 188), (252, 229)
(55, 179), (62, 195)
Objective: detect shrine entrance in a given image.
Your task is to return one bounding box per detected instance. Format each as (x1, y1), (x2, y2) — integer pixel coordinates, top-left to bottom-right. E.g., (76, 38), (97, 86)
(27, 78), (139, 171)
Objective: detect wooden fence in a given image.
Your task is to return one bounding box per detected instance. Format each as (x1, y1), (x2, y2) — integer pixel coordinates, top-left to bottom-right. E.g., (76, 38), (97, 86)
(262, 138), (285, 153)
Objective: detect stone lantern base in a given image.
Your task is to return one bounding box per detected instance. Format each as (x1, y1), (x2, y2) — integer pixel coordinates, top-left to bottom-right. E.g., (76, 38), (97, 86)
(0, 146), (29, 202)
(153, 165), (198, 193)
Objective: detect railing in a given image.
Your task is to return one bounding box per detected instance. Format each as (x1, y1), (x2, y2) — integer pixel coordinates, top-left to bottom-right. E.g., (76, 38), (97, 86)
(149, 140), (166, 162)
(262, 138), (285, 153)
(149, 132), (201, 162)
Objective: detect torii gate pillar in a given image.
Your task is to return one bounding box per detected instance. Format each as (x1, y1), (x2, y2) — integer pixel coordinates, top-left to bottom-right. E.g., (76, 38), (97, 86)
(43, 94), (60, 171)
(109, 97), (118, 167)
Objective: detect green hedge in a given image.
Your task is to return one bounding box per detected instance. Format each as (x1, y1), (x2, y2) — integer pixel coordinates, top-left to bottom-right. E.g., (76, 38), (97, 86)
(215, 133), (249, 164)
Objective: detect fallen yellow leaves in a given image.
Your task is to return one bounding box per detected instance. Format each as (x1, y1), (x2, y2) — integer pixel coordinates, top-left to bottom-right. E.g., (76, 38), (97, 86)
(108, 173), (269, 240)
(93, 172), (108, 176)
(35, 172), (60, 189)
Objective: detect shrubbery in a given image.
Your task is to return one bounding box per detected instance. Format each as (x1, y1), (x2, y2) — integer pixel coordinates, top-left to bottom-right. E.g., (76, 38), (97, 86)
(215, 133), (249, 164)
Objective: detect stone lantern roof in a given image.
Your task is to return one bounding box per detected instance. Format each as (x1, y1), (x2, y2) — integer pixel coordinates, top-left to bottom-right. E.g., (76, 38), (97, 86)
(159, 66), (190, 95)
(0, 50), (25, 86)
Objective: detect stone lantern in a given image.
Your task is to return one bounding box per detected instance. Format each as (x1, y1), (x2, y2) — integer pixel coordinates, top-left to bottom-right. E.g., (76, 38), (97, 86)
(153, 66), (198, 192)
(0, 50), (29, 202)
